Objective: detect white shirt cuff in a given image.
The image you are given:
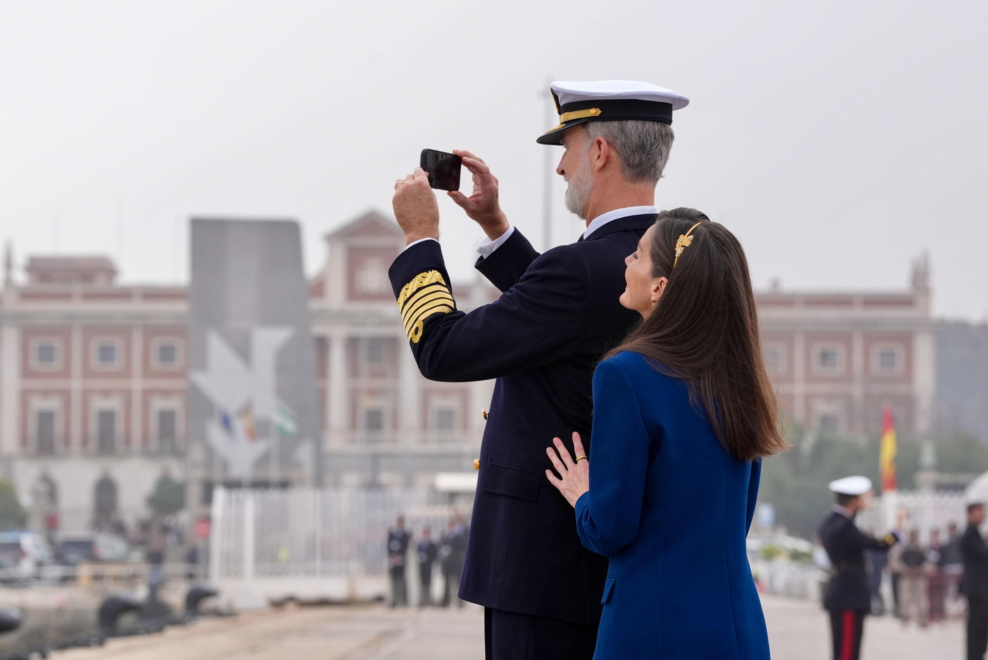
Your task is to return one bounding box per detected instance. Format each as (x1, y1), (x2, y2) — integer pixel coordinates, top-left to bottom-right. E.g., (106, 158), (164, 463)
(476, 226), (515, 260)
(403, 237), (438, 252)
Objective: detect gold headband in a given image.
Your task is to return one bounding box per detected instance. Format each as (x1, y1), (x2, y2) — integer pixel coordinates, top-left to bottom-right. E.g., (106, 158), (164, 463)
(673, 222), (703, 268)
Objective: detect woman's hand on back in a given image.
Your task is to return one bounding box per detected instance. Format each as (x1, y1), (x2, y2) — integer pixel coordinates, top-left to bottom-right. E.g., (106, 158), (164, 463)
(546, 432), (590, 508)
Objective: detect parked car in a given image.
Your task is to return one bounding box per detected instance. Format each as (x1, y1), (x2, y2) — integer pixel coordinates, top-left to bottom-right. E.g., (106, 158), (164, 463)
(0, 531), (54, 580)
(56, 532), (131, 565)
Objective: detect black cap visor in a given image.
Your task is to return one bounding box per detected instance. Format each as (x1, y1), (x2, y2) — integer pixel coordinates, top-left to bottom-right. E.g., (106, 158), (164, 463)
(536, 99), (673, 145)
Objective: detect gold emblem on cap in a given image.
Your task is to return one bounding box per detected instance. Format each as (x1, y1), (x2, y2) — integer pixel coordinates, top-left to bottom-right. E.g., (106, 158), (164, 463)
(559, 107), (602, 123)
(544, 108), (603, 135)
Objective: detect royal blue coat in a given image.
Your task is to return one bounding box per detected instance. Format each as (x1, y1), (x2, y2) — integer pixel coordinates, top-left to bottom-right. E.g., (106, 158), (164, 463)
(575, 351), (770, 660)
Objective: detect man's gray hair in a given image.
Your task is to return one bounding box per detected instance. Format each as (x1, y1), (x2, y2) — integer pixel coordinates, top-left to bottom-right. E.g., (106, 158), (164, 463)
(585, 120), (675, 184)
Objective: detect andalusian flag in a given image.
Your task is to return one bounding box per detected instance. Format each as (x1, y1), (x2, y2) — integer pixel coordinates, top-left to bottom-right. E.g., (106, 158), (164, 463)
(274, 404), (298, 437)
(879, 405), (898, 492)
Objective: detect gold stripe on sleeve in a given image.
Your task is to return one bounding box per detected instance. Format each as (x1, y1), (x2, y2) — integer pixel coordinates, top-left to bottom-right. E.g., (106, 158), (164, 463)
(397, 270), (447, 309)
(404, 300), (454, 336)
(402, 289), (455, 326)
(404, 302), (454, 339)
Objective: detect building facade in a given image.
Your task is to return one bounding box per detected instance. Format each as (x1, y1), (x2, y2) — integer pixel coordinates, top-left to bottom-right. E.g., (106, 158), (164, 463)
(0, 210), (938, 534)
(756, 256), (936, 438)
(0, 212), (495, 534)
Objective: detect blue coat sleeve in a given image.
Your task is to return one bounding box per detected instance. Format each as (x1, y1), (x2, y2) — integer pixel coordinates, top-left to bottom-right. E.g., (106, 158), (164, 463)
(389, 239), (591, 382)
(474, 228), (540, 293)
(574, 359), (651, 557)
(745, 460), (761, 535)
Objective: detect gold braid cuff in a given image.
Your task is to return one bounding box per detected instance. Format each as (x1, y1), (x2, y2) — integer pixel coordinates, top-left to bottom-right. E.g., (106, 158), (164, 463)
(673, 222), (703, 268)
(396, 270), (456, 344)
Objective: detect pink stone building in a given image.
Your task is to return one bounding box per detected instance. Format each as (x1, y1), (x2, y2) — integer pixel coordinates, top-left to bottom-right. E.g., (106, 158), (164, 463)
(756, 256), (935, 437)
(0, 211), (935, 533)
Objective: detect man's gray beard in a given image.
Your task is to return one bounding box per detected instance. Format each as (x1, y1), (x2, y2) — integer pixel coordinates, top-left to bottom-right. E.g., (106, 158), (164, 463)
(564, 159), (593, 220)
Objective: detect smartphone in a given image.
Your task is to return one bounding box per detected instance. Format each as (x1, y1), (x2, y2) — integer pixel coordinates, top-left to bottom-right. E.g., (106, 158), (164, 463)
(420, 149), (462, 192)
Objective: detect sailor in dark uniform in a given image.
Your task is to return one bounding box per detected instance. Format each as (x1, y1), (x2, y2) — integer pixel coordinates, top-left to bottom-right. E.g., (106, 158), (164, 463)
(416, 526), (438, 607)
(818, 476), (902, 660)
(386, 515), (411, 608)
(388, 80), (688, 659)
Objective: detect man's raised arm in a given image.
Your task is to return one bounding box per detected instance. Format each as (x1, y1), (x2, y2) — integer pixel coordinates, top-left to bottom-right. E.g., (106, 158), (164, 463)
(390, 167), (590, 382)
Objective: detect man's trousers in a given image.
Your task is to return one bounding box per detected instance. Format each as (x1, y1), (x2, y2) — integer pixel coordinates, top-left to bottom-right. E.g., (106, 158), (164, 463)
(829, 609), (865, 660)
(418, 566), (433, 607)
(484, 607), (598, 660)
(968, 596), (988, 660)
(389, 566), (407, 607)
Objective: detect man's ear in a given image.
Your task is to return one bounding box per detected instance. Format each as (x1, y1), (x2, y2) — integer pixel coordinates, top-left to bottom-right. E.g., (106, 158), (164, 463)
(592, 136), (609, 173)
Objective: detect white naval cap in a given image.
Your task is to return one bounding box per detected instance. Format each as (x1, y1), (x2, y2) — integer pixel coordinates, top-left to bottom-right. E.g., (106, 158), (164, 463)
(537, 80), (690, 145)
(828, 476), (873, 496)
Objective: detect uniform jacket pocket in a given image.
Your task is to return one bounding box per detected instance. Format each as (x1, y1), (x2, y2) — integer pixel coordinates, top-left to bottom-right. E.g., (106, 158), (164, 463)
(483, 462), (542, 501)
(601, 576), (616, 604)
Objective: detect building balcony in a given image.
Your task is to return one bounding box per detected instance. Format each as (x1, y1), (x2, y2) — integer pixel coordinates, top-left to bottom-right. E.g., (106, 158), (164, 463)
(324, 431), (482, 453)
(23, 439), (185, 460)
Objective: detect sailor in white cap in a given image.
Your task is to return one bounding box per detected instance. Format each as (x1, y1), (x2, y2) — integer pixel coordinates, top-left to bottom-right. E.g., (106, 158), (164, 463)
(818, 476), (903, 660)
(388, 80), (687, 660)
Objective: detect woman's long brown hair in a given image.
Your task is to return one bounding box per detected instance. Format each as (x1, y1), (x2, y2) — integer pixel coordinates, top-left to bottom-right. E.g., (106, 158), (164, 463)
(606, 208), (788, 462)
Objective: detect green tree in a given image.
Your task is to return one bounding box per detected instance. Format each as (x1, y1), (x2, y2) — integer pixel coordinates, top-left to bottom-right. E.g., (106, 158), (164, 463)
(0, 479), (26, 530)
(146, 473), (186, 517)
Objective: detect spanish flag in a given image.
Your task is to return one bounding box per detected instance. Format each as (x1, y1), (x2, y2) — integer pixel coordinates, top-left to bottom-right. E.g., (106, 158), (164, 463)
(879, 405), (898, 492)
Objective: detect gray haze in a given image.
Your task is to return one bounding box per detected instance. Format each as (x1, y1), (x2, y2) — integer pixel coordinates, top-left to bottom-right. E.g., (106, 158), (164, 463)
(1, 1), (985, 319)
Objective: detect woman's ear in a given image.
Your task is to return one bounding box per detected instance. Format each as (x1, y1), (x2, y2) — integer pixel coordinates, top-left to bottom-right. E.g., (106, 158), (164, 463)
(651, 277), (668, 304)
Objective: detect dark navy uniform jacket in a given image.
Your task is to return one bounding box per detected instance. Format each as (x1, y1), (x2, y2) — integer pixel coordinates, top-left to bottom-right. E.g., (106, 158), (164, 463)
(388, 215), (652, 624)
(818, 509), (898, 613)
(387, 528), (411, 569)
(961, 524), (988, 599)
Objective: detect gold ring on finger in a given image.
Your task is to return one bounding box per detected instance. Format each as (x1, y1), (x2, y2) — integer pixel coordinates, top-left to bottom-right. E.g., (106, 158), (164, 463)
(575, 455), (588, 462)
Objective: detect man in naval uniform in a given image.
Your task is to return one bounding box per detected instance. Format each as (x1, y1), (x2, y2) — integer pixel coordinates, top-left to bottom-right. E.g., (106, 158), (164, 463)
(388, 80), (688, 659)
(818, 476), (903, 660)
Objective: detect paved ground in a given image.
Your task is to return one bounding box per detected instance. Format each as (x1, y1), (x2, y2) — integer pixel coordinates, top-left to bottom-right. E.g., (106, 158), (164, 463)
(55, 596), (961, 660)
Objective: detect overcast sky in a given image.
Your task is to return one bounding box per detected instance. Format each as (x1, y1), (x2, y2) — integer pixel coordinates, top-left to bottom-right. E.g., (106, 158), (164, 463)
(1, 1), (985, 319)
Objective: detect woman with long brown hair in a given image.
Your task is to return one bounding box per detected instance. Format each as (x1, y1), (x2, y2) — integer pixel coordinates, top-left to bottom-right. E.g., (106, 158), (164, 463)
(546, 208), (787, 659)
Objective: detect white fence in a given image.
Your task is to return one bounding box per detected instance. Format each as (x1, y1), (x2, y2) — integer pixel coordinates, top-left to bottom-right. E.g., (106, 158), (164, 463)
(208, 487), (462, 607)
(857, 490), (967, 542)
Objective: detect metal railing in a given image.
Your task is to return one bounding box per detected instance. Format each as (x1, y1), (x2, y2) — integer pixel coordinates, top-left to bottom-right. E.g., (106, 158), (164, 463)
(209, 487), (462, 582)
(858, 490), (966, 543)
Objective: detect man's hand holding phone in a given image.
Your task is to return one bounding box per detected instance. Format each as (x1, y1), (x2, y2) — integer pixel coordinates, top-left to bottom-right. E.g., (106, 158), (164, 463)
(447, 150), (511, 241)
(393, 168), (440, 246)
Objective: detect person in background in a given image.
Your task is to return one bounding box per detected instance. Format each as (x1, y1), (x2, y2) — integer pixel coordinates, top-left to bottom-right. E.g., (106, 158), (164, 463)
(864, 531), (888, 617)
(185, 544), (199, 581)
(928, 529), (947, 623)
(962, 502), (988, 660)
(417, 526), (438, 607)
(887, 507), (910, 617)
(818, 477), (903, 660)
(440, 514), (468, 608)
(387, 515), (412, 608)
(898, 529), (929, 627)
(942, 522), (965, 616)
(146, 520), (166, 586)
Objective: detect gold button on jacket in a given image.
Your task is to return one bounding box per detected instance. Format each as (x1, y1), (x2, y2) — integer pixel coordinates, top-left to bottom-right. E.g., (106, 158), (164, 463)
(482, 409), (488, 420)
(473, 459), (481, 470)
